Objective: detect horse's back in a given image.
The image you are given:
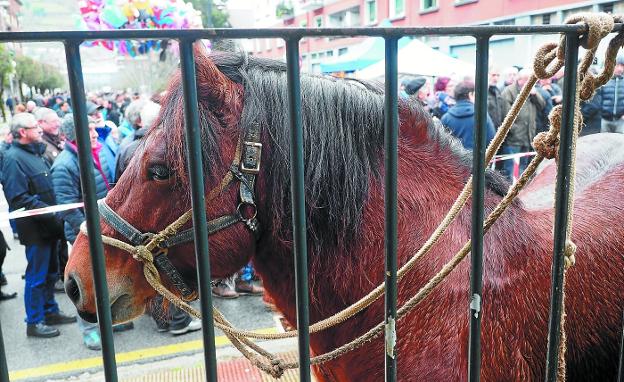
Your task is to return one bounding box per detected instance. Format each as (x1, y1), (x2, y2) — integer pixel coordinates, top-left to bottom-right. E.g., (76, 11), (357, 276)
(520, 133), (624, 209)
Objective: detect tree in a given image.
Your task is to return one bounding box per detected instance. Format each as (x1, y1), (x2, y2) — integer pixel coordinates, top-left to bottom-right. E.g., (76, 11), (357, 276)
(190, 0), (230, 28)
(0, 44), (14, 122)
(15, 55), (64, 97)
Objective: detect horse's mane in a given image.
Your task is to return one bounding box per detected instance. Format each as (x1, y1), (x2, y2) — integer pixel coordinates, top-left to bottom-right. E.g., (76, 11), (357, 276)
(156, 51), (508, 252)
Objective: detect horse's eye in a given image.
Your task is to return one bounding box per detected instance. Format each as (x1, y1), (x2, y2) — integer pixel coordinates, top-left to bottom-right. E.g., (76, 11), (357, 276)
(148, 164), (172, 181)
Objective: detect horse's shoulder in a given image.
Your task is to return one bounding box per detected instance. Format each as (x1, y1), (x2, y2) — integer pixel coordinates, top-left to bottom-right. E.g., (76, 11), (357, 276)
(520, 133), (624, 210)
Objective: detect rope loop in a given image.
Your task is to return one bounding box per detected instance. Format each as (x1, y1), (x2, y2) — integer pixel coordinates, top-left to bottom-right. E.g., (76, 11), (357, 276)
(564, 240), (577, 269)
(133, 245), (153, 263)
(533, 43), (564, 79)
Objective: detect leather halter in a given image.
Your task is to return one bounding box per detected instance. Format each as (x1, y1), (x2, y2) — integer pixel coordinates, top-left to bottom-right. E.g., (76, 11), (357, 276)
(91, 123), (262, 301)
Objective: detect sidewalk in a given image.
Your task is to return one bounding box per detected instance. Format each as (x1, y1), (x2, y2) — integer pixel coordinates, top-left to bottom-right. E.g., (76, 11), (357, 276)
(48, 337), (312, 382)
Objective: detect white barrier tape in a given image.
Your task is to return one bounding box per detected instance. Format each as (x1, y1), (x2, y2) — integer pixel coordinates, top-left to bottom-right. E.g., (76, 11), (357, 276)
(2, 202), (85, 221)
(491, 151), (536, 163)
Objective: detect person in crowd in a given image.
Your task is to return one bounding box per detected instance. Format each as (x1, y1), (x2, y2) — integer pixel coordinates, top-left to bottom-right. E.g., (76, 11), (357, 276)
(501, 68), (546, 180)
(115, 99), (155, 181)
(535, 82), (554, 135)
(502, 66), (519, 87)
(0, 125), (17, 301)
(56, 102), (72, 118)
(441, 80), (495, 150)
(0, 126), (18, 241)
(118, 98), (148, 150)
(598, 54), (624, 133)
(5, 96), (14, 116)
(34, 107), (69, 291)
(51, 114), (133, 349)
(487, 66), (505, 129)
(2, 113), (76, 338)
(87, 101), (118, 181)
(580, 67), (602, 136)
(34, 108), (64, 165)
(431, 76), (454, 119)
(26, 101), (37, 113)
(402, 77), (429, 111)
(15, 104), (26, 114)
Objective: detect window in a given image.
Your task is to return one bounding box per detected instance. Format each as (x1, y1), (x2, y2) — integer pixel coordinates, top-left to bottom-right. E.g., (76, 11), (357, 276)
(338, 47), (348, 56)
(326, 50), (334, 57)
(542, 14), (551, 25)
(421, 0), (436, 12)
(601, 2), (614, 14)
(494, 19), (516, 26)
(327, 7), (361, 28)
(390, 0), (405, 18)
(365, 0), (377, 24)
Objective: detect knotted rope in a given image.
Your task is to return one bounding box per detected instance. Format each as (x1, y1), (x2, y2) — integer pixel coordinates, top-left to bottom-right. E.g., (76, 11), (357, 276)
(85, 13), (623, 379)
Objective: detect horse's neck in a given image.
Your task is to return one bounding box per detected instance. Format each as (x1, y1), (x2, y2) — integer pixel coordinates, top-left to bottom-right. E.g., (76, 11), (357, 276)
(254, 139), (513, 324)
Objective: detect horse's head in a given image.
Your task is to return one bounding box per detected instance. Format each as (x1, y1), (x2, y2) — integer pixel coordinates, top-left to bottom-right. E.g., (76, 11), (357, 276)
(64, 50), (258, 323)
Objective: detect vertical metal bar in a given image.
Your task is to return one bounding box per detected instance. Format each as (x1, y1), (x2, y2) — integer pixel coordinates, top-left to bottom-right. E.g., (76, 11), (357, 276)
(64, 40), (118, 382)
(178, 39), (218, 382)
(468, 35), (490, 382)
(285, 37), (311, 382)
(544, 33), (579, 382)
(618, 311), (624, 382)
(384, 36), (398, 382)
(0, 321), (9, 382)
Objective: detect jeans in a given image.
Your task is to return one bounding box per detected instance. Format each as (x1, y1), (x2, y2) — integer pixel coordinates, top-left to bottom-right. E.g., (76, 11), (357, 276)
(601, 118), (624, 133)
(150, 295), (191, 331)
(502, 144), (532, 182)
(24, 242), (60, 324)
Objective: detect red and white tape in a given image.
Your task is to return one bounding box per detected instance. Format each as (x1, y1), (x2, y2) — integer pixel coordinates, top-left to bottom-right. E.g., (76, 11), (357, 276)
(1, 202), (85, 221)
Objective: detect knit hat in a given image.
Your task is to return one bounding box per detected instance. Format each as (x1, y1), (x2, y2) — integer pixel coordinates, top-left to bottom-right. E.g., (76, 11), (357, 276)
(60, 114), (96, 142)
(404, 77), (427, 96)
(60, 114), (76, 141)
(616, 54), (624, 66)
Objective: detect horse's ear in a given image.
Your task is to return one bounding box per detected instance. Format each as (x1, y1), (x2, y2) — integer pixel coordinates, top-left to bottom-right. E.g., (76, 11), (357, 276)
(193, 43), (238, 106)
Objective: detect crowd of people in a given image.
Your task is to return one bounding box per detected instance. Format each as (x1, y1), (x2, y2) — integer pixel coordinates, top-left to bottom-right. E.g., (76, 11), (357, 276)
(400, 54), (624, 180)
(0, 89), (264, 351)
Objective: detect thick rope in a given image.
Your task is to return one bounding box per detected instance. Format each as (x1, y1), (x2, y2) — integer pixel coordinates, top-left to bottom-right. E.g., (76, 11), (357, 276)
(83, 13), (623, 378)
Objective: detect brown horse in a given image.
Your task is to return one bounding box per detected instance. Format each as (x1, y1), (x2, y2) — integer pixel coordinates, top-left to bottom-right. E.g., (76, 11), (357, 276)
(65, 51), (624, 381)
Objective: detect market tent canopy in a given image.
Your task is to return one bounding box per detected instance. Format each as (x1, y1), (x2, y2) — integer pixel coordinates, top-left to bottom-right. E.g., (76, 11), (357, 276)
(320, 21), (411, 73)
(357, 39), (475, 79)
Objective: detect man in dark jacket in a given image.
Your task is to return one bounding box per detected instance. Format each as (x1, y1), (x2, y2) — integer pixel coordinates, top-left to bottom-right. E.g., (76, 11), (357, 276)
(501, 69), (546, 179)
(34, 108), (64, 165)
(599, 54), (624, 133)
(487, 67), (504, 129)
(2, 113), (76, 338)
(441, 81), (496, 150)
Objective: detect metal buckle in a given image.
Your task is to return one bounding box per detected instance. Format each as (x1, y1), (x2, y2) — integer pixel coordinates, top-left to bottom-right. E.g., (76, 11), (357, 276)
(240, 141), (262, 175)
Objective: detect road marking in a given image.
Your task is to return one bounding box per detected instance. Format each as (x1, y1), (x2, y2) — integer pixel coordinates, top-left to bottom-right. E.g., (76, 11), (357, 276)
(10, 327), (278, 381)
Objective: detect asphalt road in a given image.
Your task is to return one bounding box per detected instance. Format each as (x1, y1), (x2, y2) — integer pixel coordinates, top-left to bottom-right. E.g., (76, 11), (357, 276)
(0, 198), (277, 382)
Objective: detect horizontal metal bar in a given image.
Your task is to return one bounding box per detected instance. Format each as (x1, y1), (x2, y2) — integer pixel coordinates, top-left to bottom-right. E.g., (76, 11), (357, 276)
(0, 23), (620, 42)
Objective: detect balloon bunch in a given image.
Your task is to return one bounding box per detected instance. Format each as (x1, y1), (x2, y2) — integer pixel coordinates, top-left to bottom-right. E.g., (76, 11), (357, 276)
(79, 0), (202, 56)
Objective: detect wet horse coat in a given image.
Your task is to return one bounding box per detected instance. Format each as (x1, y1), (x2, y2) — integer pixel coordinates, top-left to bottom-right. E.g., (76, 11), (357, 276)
(65, 52), (624, 381)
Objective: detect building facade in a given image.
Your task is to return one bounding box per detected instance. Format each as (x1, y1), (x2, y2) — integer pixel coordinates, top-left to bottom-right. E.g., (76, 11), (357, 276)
(249, 0), (624, 72)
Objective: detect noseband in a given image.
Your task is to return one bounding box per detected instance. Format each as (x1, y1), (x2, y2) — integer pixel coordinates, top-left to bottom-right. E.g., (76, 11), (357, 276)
(80, 124), (262, 301)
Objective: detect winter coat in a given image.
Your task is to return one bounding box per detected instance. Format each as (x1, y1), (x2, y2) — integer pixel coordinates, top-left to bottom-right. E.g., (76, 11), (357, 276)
(0, 142), (11, 182)
(116, 126), (148, 182)
(1, 141), (64, 245)
(95, 126), (118, 181)
(581, 91), (602, 136)
(535, 86), (554, 134)
(501, 83), (546, 147)
(599, 75), (624, 120)
(440, 99), (496, 150)
(487, 85), (505, 128)
(41, 132), (63, 166)
(51, 142), (111, 244)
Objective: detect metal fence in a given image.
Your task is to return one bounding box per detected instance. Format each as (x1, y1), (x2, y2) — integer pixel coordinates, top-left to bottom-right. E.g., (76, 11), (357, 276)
(0, 23), (622, 382)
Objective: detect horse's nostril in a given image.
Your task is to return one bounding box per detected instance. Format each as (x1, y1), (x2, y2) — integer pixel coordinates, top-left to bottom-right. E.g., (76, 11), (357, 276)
(65, 275), (81, 305)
